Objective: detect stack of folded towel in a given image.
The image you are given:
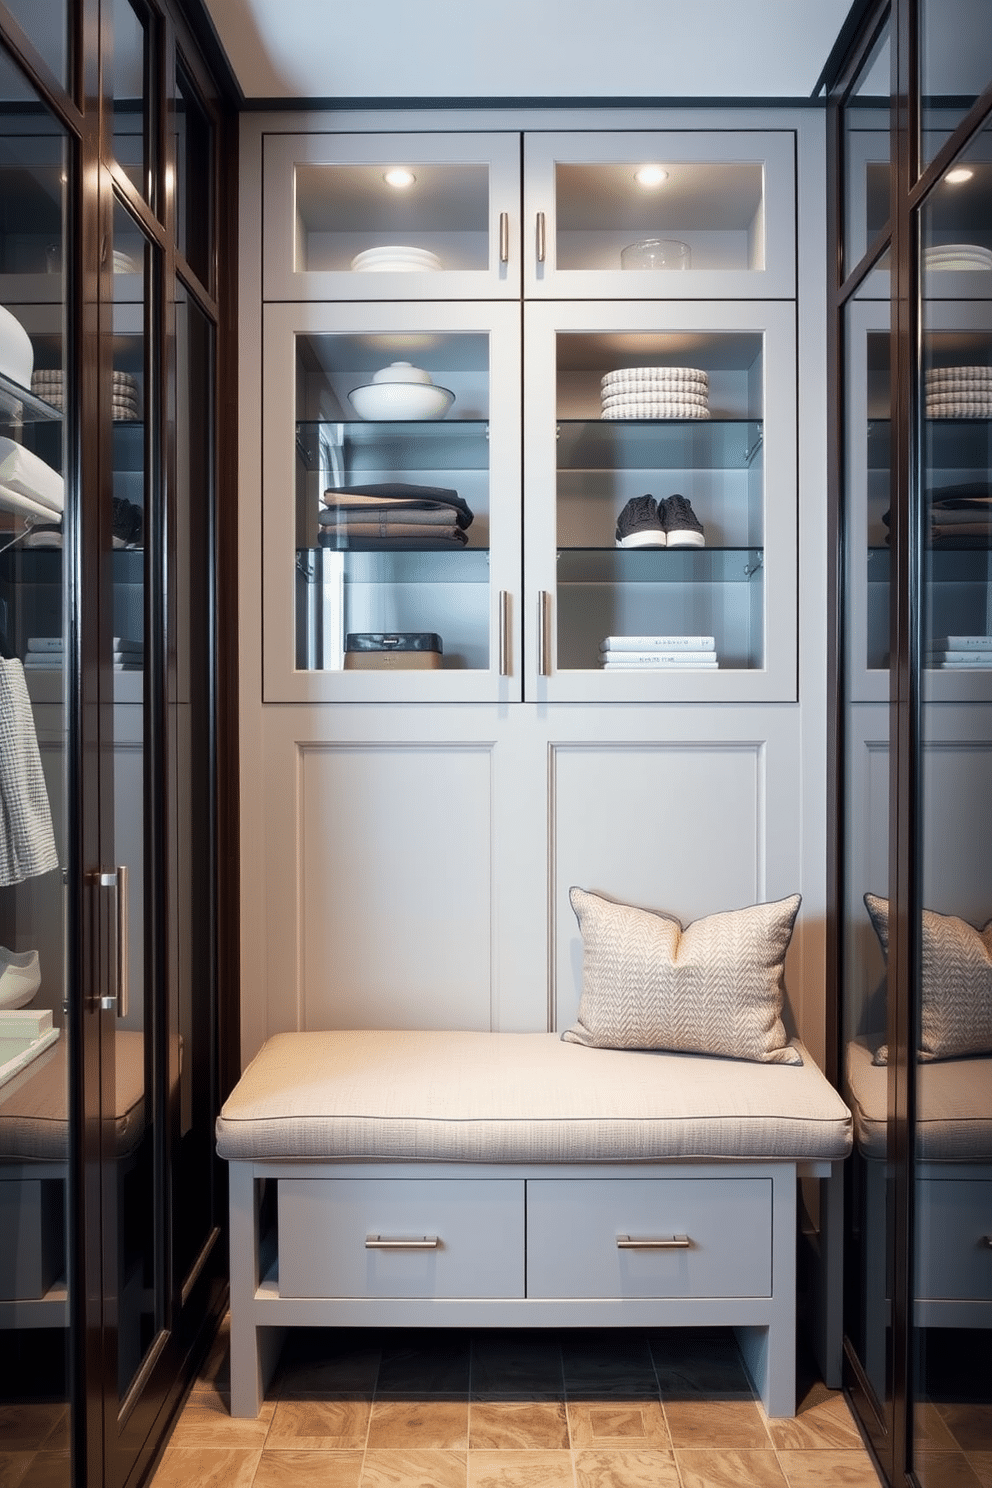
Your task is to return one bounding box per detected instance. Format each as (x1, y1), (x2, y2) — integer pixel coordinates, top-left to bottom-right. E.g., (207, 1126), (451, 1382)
(925, 365), (992, 419)
(0, 438), (63, 523)
(31, 368), (141, 421)
(599, 635), (718, 670)
(600, 367), (710, 421)
(928, 482), (992, 547)
(927, 636), (992, 670)
(23, 636), (143, 671)
(318, 482), (474, 550)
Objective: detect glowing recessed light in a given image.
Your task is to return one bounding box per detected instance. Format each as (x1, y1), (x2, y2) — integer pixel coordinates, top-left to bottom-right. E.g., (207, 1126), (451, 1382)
(383, 168), (416, 189)
(944, 166), (974, 185)
(634, 164), (668, 188)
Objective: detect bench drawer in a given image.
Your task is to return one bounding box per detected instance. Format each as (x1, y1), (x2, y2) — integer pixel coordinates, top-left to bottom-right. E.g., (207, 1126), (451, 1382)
(916, 1178), (992, 1302)
(278, 1178), (525, 1298)
(526, 1178), (772, 1299)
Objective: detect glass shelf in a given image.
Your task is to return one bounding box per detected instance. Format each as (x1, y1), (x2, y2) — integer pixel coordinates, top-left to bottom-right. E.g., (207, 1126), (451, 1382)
(0, 370), (62, 424)
(555, 419), (762, 471)
(868, 545), (992, 578)
(299, 419), (490, 474)
(298, 546), (490, 584)
(556, 547), (763, 583)
(868, 416), (992, 468)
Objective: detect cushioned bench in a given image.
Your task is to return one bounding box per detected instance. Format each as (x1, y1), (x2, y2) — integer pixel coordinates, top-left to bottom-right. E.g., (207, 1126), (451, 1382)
(217, 1030), (852, 1418)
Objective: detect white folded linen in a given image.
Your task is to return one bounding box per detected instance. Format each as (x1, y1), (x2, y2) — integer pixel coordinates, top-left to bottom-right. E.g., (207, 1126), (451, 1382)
(0, 481), (59, 521)
(0, 439), (64, 513)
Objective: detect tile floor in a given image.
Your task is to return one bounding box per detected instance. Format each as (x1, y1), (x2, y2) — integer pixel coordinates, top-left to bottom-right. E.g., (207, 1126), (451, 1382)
(149, 1320), (892, 1488)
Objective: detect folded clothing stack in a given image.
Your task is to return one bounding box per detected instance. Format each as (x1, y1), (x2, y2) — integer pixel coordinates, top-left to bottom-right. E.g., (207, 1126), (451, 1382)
(31, 369), (141, 421)
(925, 365), (992, 419)
(0, 437), (64, 521)
(319, 482), (473, 550)
(23, 636), (143, 671)
(600, 367), (710, 421)
(927, 635), (992, 670)
(929, 481), (992, 548)
(599, 635), (718, 670)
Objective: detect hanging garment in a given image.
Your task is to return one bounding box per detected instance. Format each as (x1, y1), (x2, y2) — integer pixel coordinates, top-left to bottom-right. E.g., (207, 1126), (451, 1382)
(0, 657), (59, 885)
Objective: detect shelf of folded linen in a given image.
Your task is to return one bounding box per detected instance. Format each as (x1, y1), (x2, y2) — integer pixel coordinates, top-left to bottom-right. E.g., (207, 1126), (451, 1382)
(30, 369), (141, 422)
(599, 634), (718, 670)
(599, 366), (711, 422)
(925, 365), (992, 420)
(928, 482), (992, 548)
(317, 481), (474, 551)
(22, 636), (143, 672)
(927, 635), (992, 670)
(0, 438), (64, 533)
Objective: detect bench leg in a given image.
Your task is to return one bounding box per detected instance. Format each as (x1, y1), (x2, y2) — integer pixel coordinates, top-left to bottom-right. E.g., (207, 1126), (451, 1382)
(228, 1163), (284, 1417)
(736, 1166), (797, 1418)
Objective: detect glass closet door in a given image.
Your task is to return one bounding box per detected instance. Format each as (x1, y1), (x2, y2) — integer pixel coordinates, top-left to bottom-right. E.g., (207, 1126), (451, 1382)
(0, 43), (73, 1488)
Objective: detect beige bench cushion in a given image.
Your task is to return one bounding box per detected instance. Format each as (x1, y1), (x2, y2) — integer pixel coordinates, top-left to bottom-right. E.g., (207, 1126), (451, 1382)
(0, 1029), (146, 1162)
(216, 1031), (852, 1165)
(846, 1038), (992, 1161)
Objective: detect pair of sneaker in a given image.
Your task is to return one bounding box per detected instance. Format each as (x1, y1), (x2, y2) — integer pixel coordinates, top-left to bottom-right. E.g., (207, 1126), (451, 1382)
(615, 493), (705, 548)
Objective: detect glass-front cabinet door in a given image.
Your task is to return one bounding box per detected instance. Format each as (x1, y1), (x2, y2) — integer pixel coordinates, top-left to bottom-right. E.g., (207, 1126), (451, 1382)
(262, 300), (522, 703)
(523, 299), (796, 702)
(522, 131), (796, 299)
(262, 132), (521, 301)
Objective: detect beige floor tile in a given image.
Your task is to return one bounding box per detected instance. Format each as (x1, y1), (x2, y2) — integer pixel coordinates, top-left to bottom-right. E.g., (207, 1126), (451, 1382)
(664, 1396), (772, 1450)
(914, 1453), (984, 1488)
(252, 1449), (365, 1488)
(0, 1453), (33, 1488)
(160, 1397), (275, 1450)
(148, 1446), (262, 1488)
(466, 1449), (574, 1488)
(468, 1401), (568, 1450)
(360, 1448), (467, 1488)
(766, 1392), (865, 1450)
(776, 1447), (884, 1486)
(367, 1399), (469, 1451)
(0, 1407), (66, 1453)
(938, 1407), (992, 1454)
(265, 1396), (372, 1451)
(471, 1334), (563, 1396)
(677, 1447), (789, 1488)
(14, 1455), (71, 1488)
(567, 1398), (670, 1449)
(969, 1452), (992, 1487)
(916, 1404), (963, 1452)
(573, 1445), (683, 1487)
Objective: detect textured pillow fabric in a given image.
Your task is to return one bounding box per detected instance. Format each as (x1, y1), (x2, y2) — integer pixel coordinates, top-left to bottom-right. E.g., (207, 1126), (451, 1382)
(864, 893), (992, 1064)
(563, 887), (802, 1065)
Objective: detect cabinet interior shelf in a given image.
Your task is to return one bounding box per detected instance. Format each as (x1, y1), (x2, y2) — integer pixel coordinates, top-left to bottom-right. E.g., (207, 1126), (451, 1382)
(300, 419), (490, 473)
(0, 371), (62, 425)
(556, 419), (763, 471)
(868, 545), (992, 578)
(868, 417), (992, 469)
(299, 546), (490, 584)
(557, 547), (764, 583)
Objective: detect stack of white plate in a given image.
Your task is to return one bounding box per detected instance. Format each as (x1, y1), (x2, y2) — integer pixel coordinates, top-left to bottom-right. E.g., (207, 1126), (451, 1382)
(600, 366), (710, 420)
(925, 364), (992, 419)
(351, 245), (442, 273)
(923, 243), (992, 273)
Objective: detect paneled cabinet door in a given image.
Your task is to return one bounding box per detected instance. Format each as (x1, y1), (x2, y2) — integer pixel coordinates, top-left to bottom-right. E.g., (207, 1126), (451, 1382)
(261, 132), (522, 301)
(523, 299), (797, 702)
(262, 299), (522, 703)
(522, 131), (796, 300)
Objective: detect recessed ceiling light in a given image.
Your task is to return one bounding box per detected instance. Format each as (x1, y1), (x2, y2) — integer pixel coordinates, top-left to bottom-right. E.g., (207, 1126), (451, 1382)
(383, 168), (416, 189)
(634, 164), (668, 188)
(944, 167), (974, 185)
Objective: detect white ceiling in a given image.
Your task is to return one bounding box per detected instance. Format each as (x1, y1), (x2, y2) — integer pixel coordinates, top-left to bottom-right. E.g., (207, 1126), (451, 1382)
(200, 0), (856, 102)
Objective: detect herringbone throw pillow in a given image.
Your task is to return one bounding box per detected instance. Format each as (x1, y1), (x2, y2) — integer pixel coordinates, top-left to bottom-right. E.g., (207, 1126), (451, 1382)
(865, 893), (992, 1063)
(563, 887), (802, 1065)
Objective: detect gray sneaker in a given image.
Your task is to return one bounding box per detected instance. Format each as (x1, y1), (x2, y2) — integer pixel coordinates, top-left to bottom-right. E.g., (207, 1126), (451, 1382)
(615, 494), (666, 548)
(661, 494), (705, 547)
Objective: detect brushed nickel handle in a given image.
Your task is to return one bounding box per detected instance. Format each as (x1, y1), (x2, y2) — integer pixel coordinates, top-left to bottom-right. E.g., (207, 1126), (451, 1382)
(499, 211), (509, 264)
(366, 1235), (440, 1250)
(536, 210), (546, 263)
(617, 1234), (691, 1250)
(95, 866), (128, 1017)
(538, 590), (551, 675)
(498, 590), (510, 675)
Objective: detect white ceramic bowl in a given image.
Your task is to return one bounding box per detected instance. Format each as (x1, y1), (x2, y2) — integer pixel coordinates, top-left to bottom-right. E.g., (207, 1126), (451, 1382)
(371, 360), (434, 385)
(0, 947), (41, 1009)
(349, 381), (455, 421)
(0, 304), (34, 389)
(351, 245), (442, 272)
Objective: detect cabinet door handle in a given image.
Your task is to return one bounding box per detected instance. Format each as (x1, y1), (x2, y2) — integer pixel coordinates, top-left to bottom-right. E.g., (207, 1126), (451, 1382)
(536, 210), (546, 263)
(538, 590), (551, 675)
(499, 211), (509, 264)
(616, 1234), (691, 1250)
(365, 1234), (440, 1250)
(498, 590), (510, 676)
(94, 865), (128, 1017)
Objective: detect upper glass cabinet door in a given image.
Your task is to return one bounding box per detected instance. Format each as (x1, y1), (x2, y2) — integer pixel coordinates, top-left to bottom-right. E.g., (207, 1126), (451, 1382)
(920, 122), (992, 300)
(523, 132), (796, 299)
(262, 299), (521, 703)
(841, 17), (892, 282)
(920, 0), (992, 172)
(262, 133), (521, 300)
(523, 299), (796, 702)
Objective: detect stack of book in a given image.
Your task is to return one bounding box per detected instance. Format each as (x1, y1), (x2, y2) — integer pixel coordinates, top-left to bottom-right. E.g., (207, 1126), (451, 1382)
(927, 635), (992, 670)
(23, 636), (143, 671)
(599, 634), (718, 670)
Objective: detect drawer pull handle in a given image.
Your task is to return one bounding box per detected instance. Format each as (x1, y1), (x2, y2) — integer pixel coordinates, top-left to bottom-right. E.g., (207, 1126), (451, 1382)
(499, 210), (509, 263)
(536, 210), (546, 263)
(365, 1234), (440, 1250)
(616, 1234), (691, 1250)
